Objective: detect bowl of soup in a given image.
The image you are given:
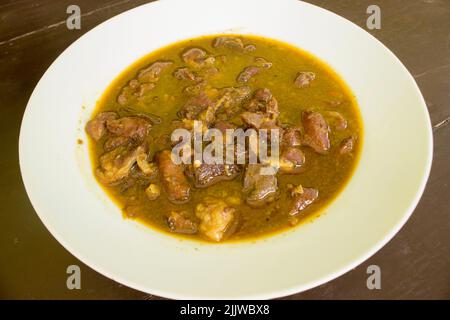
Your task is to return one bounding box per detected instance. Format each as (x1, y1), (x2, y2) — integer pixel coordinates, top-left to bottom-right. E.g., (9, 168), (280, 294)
(19, 0), (432, 299)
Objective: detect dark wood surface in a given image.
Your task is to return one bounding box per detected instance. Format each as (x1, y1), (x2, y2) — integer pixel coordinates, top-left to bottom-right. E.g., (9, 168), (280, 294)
(0, 0), (449, 299)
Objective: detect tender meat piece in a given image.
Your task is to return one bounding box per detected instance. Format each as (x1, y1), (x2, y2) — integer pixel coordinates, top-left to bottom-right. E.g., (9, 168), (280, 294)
(288, 186), (319, 216)
(339, 135), (357, 155)
(325, 111), (347, 131)
(167, 211), (198, 234)
(279, 147), (305, 174)
(246, 88), (279, 120)
(243, 164), (278, 207)
(156, 150), (191, 204)
(194, 163), (241, 188)
(212, 36), (244, 50)
(136, 147), (157, 176)
(241, 111), (278, 129)
(145, 184), (161, 201)
(282, 127), (302, 147)
(178, 92), (213, 120)
(95, 144), (145, 186)
(244, 44), (257, 52)
(214, 86), (251, 119)
(241, 112), (267, 129)
(85, 112), (118, 141)
(104, 136), (129, 151)
(182, 48), (215, 68)
(106, 116), (152, 141)
(294, 71), (316, 88)
(195, 197), (237, 241)
(301, 111), (330, 154)
(173, 67), (198, 81)
(137, 61), (173, 82)
(237, 66), (260, 83)
(254, 57), (272, 69)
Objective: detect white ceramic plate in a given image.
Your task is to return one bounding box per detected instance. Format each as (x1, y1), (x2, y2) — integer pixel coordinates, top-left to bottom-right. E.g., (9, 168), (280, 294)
(19, 0), (432, 299)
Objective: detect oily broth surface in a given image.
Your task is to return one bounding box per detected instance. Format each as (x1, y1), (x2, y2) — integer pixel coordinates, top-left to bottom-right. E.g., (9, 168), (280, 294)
(89, 34), (363, 242)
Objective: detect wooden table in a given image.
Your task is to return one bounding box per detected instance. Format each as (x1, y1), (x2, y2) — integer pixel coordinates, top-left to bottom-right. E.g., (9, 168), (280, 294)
(1, 0), (449, 299)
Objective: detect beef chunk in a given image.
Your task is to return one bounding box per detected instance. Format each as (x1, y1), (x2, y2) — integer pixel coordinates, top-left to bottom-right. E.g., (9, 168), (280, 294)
(156, 150), (191, 204)
(237, 66), (260, 83)
(244, 44), (257, 52)
(173, 67), (198, 81)
(294, 71), (316, 88)
(137, 61), (173, 82)
(194, 163), (241, 188)
(195, 197), (237, 241)
(339, 135), (357, 155)
(182, 48), (215, 68)
(241, 111), (272, 129)
(85, 112), (118, 141)
(282, 127), (302, 147)
(106, 116), (152, 142)
(246, 88), (279, 120)
(243, 164), (278, 207)
(178, 92), (213, 120)
(301, 111), (330, 154)
(167, 211), (198, 234)
(136, 148), (157, 176)
(279, 147), (305, 174)
(212, 36), (244, 50)
(214, 86), (251, 119)
(241, 88), (280, 129)
(254, 57), (272, 69)
(95, 143), (146, 186)
(288, 186), (319, 216)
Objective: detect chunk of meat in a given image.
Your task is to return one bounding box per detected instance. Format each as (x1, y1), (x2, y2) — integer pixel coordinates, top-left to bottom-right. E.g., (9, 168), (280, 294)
(156, 150), (191, 204)
(301, 111), (330, 154)
(182, 48), (215, 68)
(282, 127), (302, 147)
(254, 57), (272, 69)
(167, 211), (198, 234)
(246, 88), (279, 120)
(279, 147), (305, 174)
(325, 111), (347, 131)
(294, 71), (316, 88)
(95, 143), (145, 186)
(214, 86), (251, 119)
(173, 67), (198, 81)
(106, 116), (152, 141)
(145, 184), (161, 201)
(244, 44), (257, 52)
(241, 111), (272, 129)
(339, 135), (357, 155)
(195, 197), (237, 241)
(136, 147), (157, 176)
(288, 186), (319, 216)
(85, 112), (118, 141)
(178, 92), (213, 120)
(237, 66), (260, 83)
(137, 61), (173, 82)
(212, 36), (244, 50)
(104, 136), (129, 151)
(193, 163), (241, 188)
(243, 164), (278, 207)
